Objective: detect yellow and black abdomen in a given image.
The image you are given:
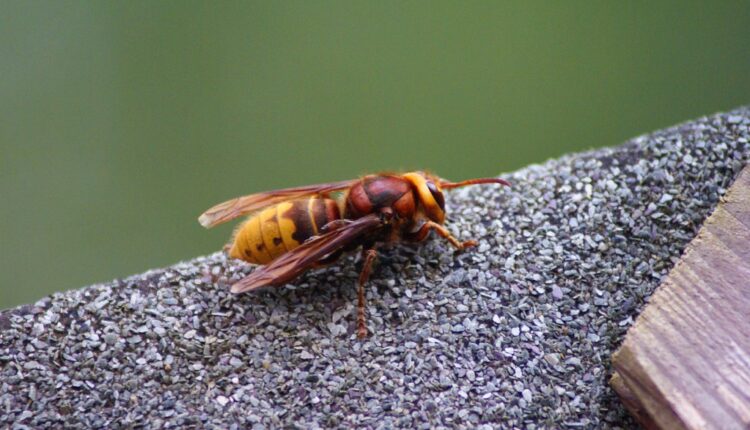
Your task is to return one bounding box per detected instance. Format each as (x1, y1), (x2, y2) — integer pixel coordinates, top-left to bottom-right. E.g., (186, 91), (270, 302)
(228, 197), (341, 265)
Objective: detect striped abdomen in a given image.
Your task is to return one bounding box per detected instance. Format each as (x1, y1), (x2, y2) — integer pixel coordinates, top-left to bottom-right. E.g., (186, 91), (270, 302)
(228, 197), (341, 265)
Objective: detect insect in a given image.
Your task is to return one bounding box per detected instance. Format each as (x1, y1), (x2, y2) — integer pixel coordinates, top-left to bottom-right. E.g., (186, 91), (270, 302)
(199, 171), (509, 338)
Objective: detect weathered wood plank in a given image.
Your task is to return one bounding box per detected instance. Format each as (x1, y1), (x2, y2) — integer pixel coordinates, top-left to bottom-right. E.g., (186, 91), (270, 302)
(612, 165), (750, 430)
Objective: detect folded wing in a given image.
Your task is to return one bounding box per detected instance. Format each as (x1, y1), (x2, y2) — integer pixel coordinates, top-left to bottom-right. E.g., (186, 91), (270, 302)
(199, 179), (357, 228)
(231, 213), (383, 293)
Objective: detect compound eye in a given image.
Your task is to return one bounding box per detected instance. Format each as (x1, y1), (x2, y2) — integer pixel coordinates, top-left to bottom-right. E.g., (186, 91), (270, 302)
(426, 181), (445, 210)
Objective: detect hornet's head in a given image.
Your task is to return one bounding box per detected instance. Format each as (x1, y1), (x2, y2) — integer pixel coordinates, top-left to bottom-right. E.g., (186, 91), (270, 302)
(402, 171), (510, 224)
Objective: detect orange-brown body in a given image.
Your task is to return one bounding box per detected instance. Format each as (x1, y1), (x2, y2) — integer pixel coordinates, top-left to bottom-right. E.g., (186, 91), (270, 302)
(226, 173), (479, 268)
(200, 171), (510, 339)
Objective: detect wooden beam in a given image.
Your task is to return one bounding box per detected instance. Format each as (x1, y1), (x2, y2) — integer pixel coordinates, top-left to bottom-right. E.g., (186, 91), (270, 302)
(612, 164), (750, 430)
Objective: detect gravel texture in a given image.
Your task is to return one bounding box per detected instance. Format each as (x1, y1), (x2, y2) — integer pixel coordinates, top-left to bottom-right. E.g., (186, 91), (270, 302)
(2, 108), (749, 429)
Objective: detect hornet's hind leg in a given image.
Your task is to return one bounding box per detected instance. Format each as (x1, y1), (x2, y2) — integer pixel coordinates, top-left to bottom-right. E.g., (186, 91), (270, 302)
(357, 247), (378, 339)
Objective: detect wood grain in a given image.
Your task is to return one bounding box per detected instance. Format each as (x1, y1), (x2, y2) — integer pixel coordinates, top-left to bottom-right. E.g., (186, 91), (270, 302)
(611, 165), (750, 430)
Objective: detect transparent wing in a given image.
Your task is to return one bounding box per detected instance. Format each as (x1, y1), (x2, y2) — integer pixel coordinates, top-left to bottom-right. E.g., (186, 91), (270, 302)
(198, 179), (356, 228)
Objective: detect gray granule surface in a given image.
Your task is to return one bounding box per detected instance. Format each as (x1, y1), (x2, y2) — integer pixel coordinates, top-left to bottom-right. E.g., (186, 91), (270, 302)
(2, 109), (749, 429)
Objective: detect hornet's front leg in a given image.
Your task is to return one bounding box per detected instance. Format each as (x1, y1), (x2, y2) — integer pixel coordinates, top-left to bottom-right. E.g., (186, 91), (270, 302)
(405, 221), (477, 251)
(357, 247), (378, 339)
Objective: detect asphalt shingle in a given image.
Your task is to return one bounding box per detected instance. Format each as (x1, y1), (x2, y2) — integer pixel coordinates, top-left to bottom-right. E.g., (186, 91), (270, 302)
(2, 108), (749, 429)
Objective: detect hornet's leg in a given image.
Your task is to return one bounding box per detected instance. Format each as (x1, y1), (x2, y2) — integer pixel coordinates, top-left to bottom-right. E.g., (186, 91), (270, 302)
(318, 219), (353, 234)
(405, 221), (477, 251)
(357, 247), (378, 339)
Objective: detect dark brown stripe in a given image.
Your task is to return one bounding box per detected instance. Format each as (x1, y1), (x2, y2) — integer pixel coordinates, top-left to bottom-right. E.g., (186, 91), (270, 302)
(288, 199), (316, 244)
(324, 199), (341, 227)
(312, 197), (328, 236)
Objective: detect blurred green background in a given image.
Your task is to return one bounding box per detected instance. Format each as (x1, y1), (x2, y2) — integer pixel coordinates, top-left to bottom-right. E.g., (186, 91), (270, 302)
(2, 2), (749, 309)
